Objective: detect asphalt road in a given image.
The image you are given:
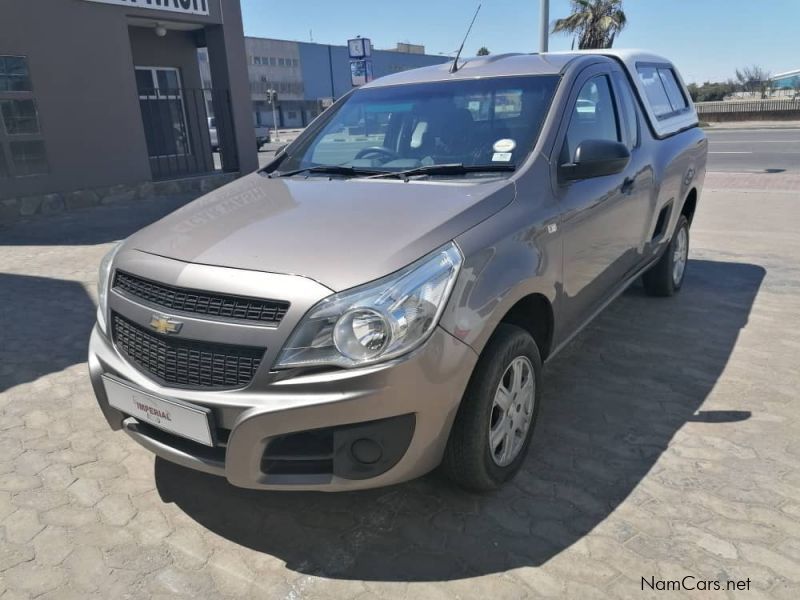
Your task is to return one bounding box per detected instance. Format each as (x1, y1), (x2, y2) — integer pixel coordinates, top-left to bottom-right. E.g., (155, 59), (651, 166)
(706, 127), (800, 173)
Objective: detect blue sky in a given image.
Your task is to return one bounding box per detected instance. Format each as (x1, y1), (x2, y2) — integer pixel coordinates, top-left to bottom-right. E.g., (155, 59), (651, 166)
(240, 0), (799, 83)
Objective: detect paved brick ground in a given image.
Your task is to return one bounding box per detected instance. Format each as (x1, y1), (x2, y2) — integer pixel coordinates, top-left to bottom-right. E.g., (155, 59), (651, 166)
(1, 179), (799, 599)
(705, 172), (800, 191)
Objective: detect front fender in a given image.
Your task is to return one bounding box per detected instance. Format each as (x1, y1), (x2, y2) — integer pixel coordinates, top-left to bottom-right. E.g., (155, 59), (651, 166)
(441, 185), (562, 357)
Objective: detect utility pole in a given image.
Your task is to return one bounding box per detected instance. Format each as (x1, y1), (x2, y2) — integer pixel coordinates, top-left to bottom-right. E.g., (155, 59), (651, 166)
(539, 0), (549, 53)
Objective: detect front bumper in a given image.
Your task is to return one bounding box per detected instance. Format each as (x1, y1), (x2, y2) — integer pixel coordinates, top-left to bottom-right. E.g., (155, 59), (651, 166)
(88, 323), (477, 491)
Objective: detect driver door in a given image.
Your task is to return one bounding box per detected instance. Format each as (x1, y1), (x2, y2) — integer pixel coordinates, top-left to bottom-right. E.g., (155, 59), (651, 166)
(553, 67), (639, 337)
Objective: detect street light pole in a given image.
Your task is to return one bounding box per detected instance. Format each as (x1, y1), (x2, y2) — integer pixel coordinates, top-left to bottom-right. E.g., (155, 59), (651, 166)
(539, 0), (549, 53)
(268, 88), (279, 143)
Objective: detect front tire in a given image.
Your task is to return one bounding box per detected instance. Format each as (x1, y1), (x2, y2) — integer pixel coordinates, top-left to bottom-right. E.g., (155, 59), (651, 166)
(442, 324), (542, 491)
(643, 215), (690, 297)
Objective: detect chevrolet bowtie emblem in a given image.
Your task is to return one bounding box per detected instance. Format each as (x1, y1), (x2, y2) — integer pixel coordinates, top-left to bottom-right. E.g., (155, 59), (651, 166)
(149, 315), (183, 335)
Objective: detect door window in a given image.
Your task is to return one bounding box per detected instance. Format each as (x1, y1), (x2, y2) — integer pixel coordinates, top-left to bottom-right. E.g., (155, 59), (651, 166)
(612, 72), (639, 150)
(562, 75), (620, 163)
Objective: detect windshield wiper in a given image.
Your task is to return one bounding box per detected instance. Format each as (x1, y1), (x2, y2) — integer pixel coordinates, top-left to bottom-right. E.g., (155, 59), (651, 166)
(366, 163), (516, 181)
(273, 165), (382, 178)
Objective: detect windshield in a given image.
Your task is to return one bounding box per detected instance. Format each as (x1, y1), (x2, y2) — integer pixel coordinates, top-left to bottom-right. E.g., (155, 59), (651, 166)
(273, 75), (559, 177)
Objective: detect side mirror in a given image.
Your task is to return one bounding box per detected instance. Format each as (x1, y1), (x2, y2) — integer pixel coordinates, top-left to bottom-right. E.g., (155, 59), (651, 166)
(559, 139), (630, 181)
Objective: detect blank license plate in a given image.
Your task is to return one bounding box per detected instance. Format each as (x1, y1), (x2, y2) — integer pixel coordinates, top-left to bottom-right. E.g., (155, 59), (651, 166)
(102, 375), (214, 446)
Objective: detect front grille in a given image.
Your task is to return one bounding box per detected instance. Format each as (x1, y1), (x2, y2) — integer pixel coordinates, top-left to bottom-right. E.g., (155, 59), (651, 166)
(113, 271), (289, 325)
(111, 312), (265, 389)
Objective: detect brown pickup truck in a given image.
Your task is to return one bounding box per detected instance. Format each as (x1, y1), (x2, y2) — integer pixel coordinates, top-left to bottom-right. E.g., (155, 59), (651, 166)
(90, 49), (707, 492)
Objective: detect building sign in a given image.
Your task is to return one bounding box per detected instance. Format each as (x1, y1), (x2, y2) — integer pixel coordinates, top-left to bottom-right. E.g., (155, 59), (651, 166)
(82, 0), (210, 16)
(347, 38), (372, 59)
(350, 60), (374, 87)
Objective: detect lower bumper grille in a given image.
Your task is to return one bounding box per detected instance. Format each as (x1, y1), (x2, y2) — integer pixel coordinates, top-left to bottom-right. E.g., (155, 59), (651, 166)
(111, 312), (265, 389)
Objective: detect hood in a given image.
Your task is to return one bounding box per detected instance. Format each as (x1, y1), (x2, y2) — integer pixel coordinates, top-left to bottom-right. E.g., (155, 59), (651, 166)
(127, 172), (515, 291)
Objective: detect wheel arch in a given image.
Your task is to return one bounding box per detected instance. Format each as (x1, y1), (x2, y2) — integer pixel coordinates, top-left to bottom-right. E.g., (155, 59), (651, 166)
(496, 294), (555, 362)
(681, 187), (698, 226)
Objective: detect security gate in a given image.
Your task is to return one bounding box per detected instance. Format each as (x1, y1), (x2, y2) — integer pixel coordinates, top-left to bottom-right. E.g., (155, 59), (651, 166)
(135, 66), (237, 180)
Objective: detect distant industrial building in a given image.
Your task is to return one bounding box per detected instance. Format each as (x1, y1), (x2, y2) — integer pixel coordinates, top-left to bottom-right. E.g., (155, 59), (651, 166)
(200, 37), (449, 129)
(772, 69), (800, 91)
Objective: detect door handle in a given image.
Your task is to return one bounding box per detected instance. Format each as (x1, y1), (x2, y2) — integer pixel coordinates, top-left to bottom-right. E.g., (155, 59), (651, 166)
(621, 177), (635, 194)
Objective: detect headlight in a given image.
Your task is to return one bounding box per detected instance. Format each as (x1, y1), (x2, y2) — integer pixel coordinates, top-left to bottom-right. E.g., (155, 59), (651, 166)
(276, 242), (463, 369)
(97, 242), (122, 332)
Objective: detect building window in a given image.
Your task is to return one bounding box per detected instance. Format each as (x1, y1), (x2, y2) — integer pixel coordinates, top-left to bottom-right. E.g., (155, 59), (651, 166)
(287, 111), (297, 119)
(292, 58), (299, 67)
(0, 55), (48, 177)
(269, 57), (277, 66)
(0, 146), (8, 178)
(1, 99), (41, 134)
(0, 55), (31, 92)
(9, 140), (48, 176)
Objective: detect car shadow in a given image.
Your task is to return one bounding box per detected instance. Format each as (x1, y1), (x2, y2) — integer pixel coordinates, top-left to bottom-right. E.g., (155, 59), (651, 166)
(153, 258), (764, 581)
(0, 273), (97, 393)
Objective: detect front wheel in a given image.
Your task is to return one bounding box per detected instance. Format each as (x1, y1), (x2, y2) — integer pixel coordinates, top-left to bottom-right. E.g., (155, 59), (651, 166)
(441, 324), (542, 491)
(643, 215), (690, 297)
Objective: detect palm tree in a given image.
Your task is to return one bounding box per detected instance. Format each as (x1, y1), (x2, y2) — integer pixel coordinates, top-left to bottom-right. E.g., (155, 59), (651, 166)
(552, 0), (627, 50)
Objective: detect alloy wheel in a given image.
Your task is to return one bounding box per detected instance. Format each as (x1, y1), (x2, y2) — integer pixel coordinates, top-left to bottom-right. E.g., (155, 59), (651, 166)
(489, 356), (535, 467)
(673, 226), (688, 286)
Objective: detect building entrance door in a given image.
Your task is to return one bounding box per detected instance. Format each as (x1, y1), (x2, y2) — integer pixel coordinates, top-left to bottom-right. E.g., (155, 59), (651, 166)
(135, 67), (190, 158)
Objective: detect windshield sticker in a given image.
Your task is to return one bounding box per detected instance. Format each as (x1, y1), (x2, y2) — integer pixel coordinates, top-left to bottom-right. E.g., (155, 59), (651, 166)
(492, 152), (513, 162)
(493, 138), (516, 153)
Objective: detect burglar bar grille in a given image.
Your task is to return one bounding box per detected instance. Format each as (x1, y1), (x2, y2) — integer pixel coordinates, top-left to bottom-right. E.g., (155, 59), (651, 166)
(136, 83), (238, 180)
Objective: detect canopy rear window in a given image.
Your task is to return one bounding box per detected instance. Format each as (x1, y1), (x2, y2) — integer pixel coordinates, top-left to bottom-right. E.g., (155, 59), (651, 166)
(636, 64), (689, 120)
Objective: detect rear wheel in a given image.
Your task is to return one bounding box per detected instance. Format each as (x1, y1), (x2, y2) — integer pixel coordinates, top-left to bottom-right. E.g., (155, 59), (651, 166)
(643, 215), (690, 297)
(441, 324), (542, 491)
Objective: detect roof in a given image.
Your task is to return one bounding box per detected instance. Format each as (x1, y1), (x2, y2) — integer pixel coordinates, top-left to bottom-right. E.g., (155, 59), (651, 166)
(361, 53), (581, 88)
(362, 49), (681, 89)
(550, 48), (678, 74)
(772, 68), (800, 80)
